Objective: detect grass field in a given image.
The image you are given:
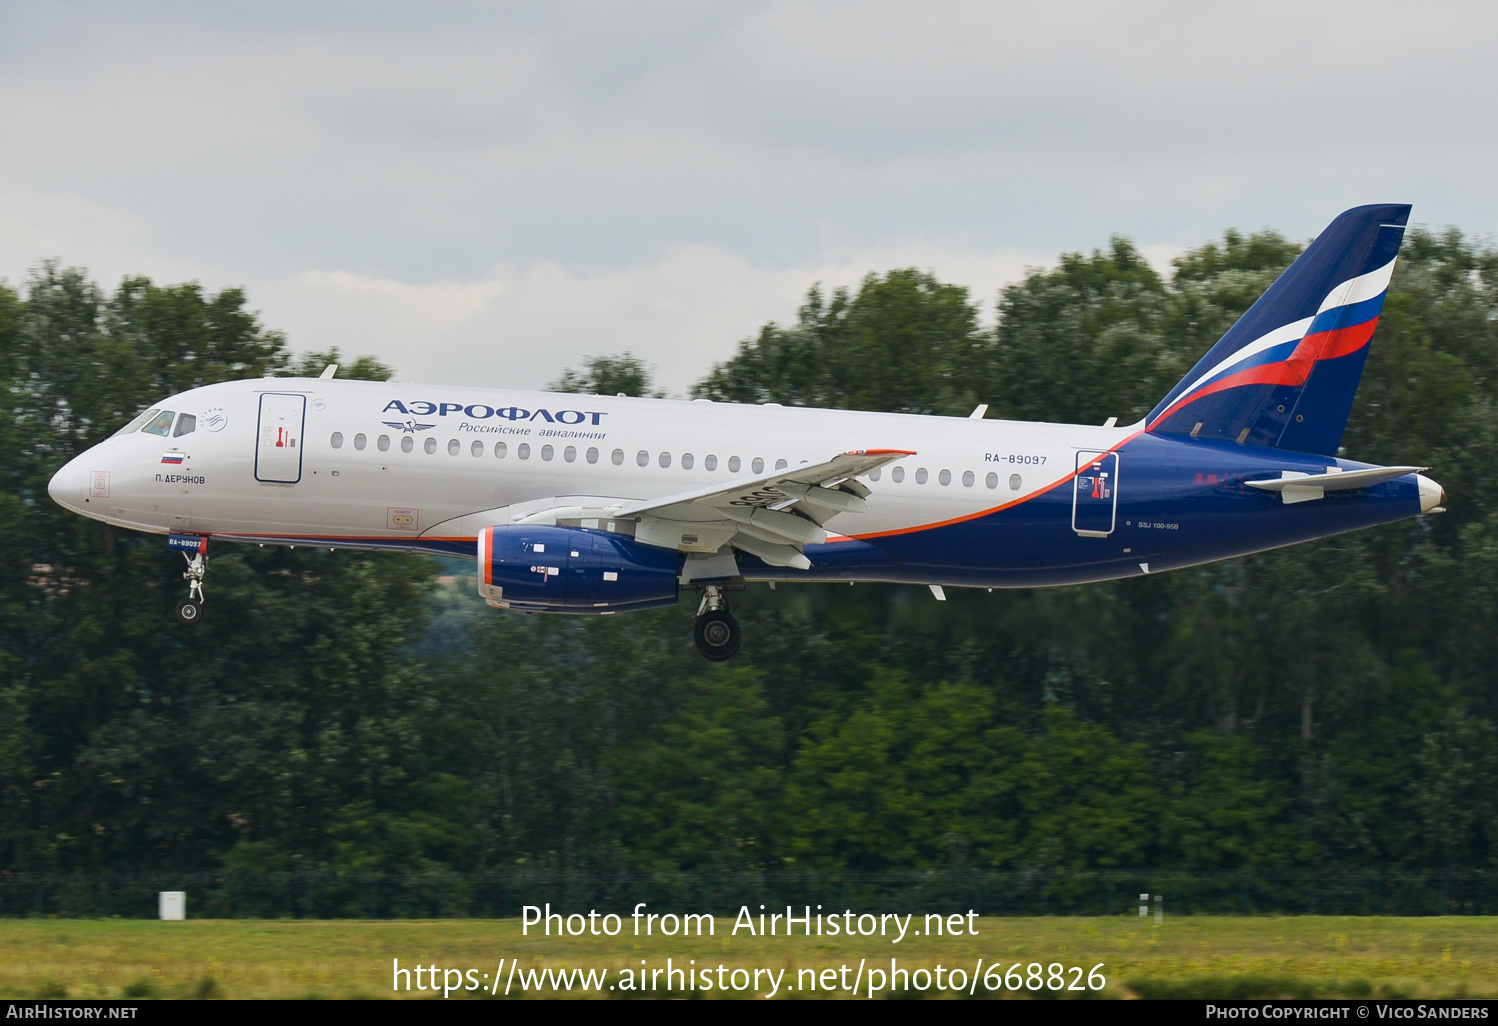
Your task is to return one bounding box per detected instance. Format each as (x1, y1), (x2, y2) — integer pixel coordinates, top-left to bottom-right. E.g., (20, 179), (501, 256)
(1, 916), (1494, 999)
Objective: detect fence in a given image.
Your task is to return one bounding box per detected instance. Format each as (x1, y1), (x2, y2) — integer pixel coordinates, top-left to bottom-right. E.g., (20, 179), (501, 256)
(3, 869), (1497, 918)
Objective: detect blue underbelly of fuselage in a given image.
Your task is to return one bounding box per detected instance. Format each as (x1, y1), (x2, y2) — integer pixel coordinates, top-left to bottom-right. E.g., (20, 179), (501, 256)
(754, 433), (1423, 587)
(267, 433), (1424, 590)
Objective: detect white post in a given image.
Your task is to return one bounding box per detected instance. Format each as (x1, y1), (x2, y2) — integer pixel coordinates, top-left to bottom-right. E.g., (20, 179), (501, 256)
(159, 891), (186, 920)
(1138, 892), (1149, 917)
(1154, 893), (1163, 924)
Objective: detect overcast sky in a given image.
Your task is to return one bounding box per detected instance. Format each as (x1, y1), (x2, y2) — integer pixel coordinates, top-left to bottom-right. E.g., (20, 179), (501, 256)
(1, 1), (1495, 394)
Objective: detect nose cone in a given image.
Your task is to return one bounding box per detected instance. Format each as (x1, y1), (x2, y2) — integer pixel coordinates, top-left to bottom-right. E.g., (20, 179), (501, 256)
(47, 452), (88, 512)
(48, 459), (79, 511)
(1416, 473), (1446, 513)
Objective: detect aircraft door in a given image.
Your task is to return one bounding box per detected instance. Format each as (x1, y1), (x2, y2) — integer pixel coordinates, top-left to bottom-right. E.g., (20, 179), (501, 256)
(255, 392), (306, 484)
(1072, 450), (1118, 537)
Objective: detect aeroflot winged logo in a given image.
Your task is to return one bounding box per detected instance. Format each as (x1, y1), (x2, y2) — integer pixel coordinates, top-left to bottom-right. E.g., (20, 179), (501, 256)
(383, 419), (436, 434)
(383, 400), (607, 426)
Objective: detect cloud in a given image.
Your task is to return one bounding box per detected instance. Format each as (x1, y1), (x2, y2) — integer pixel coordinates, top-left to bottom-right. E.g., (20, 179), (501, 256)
(0, 182), (161, 285)
(253, 241), (1052, 395)
(0, 0), (1488, 397)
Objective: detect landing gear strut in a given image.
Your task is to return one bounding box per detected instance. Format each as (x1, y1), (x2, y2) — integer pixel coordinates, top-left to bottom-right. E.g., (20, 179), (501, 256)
(694, 584), (741, 661)
(176, 552), (206, 626)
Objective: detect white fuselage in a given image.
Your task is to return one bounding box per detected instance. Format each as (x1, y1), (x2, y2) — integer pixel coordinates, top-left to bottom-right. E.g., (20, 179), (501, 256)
(50, 377), (1125, 554)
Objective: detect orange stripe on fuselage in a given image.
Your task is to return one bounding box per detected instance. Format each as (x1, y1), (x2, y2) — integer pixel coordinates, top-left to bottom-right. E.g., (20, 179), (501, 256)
(849, 430), (1146, 541)
(213, 434), (1149, 555)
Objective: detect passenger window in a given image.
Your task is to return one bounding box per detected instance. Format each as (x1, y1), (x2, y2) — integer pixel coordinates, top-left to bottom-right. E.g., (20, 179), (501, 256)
(775, 458), (788, 471)
(586, 447), (599, 464)
(681, 453), (694, 470)
(564, 446), (577, 462)
(892, 467), (905, 483)
(986, 472), (998, 489)
(659, 452), (671, 468)
(636, 450), (649, 467)
(424, 437), (437, 454)
(495, 441), (507, 458)
(541, 444), (554, 461)
(705, 454), (717, 471)
(471, 440), (483, 457)
(915, 468), (929, 484)
(868, 468), (881, 481)
(173, 414), (197, 437)
(612, 449), (624, 465)
(728, 456), (741, 473)
(141, 410), (176, 436)
(1009, 474), (1022, 491)
(447, 439), (460, 455)
(378, 434), (390, 451)
(401, 436), (414, 453)
(115, 408), (160, 437)
(938, 469), (951, 486)
(330, 432), (344, 449)
(518, 443), (531, 460)
(962, 470), (975, 487)
(751, 458), (764, 474)
(354, 433), (367, 450)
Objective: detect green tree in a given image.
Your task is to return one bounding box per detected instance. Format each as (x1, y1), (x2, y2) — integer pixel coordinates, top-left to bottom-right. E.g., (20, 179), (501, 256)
(283, 347), (394, 382)
(551, 352), (663, 397)
(614, 667), (783, 873)
(694, 271), (985, 416)
(7, 215), (1498, 891)
(0, 265), (433, 874)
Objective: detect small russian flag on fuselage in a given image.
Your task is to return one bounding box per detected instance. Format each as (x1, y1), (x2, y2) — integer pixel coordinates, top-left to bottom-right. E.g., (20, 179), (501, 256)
(161, 453), (185, 465)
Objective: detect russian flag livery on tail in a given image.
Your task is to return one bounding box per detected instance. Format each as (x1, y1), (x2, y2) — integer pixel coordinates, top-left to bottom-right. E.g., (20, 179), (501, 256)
(1147, 203), (1408, 456)
(46, 204), (1446, 660)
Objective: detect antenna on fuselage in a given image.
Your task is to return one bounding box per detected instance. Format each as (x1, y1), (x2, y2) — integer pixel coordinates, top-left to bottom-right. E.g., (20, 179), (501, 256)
(319, 364), (338, 380)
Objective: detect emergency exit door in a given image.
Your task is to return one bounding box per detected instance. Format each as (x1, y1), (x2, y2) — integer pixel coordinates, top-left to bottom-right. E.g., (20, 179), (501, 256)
(255, 393), (306, 483)
(1072, 450), (1118, 537)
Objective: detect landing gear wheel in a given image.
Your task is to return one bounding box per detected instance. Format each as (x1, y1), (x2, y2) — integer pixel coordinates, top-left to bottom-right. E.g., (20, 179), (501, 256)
(177, 550), (208, 625)
(694, 609), (741, 661)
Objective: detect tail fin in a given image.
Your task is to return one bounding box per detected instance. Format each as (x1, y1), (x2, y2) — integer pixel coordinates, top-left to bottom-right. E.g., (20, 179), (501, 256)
(1147, 203), (1410, 455)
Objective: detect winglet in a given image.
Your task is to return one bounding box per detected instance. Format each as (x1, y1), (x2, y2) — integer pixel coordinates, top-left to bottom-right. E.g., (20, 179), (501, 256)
(319, 364), (338, 380)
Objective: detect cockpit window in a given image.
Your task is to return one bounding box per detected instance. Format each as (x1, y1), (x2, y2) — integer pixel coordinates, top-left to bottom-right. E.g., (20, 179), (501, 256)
(114, 408), (161, 437)
(141, 410), (176, 436)
(173, 413), (197, 437)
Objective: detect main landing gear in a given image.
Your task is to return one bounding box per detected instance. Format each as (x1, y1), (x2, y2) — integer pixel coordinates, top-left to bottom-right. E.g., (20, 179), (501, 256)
(176, 552), (207, 626)
(694, 584), (741, 661)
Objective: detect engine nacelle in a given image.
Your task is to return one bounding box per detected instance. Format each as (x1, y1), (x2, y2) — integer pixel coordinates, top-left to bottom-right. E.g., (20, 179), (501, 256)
(476, 525), (680, 613)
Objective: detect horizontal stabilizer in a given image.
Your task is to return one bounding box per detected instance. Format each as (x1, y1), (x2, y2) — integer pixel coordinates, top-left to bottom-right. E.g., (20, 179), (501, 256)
(1245, 465), (1423, 504)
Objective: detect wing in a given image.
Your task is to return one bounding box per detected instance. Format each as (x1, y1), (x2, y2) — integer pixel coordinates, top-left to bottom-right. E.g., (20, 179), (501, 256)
(515, 448), (913, 569)
(622, 448), (912, 569)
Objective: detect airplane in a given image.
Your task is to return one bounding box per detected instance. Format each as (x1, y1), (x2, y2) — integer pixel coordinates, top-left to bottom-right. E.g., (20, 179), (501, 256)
(47, 204), (1443, 660)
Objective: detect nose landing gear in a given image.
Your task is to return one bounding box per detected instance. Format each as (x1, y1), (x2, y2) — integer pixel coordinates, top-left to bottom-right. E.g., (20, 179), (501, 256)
(693, 584), (741, 661)
(175, 552), (206, 625)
